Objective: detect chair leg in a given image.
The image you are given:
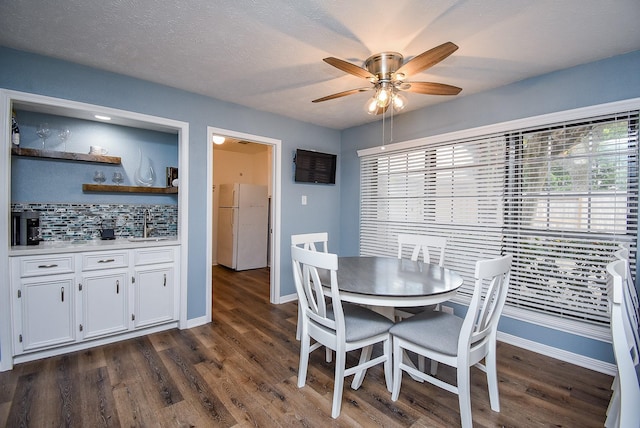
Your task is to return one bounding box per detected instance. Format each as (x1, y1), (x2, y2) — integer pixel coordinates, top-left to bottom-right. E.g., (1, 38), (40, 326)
(325, 347), (333, 363)
(383, 336), (392, 392)
(418, 355), (426, 372)
(351, 345), (372, 389)
(430, 359), (438, 375)
(391, 338), (403, 401)
(457, 365), (473, 428)
(297, 334), (310, 388)
(332, 350), (346, 418)
(485, 349), (500, 412)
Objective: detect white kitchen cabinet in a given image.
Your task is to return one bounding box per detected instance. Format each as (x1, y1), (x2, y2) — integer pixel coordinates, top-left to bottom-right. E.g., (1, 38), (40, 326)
(81, 250), (129, 340)
(132, 247), (177, 328)
(11, 255), (77, 353)
(81, 272), (128, 339)
(9, 244), (179, 366)
(18, 275), (76, 352)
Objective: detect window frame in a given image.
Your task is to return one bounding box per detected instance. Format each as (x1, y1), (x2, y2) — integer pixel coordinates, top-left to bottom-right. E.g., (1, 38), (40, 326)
(357, 99), (640, 341)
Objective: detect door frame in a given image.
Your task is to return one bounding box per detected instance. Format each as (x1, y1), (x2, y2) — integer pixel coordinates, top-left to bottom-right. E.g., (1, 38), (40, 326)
(206, 126), (282, 321)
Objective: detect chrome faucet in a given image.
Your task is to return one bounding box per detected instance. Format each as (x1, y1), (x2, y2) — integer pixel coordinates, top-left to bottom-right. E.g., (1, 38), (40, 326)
(143, 209), (154, 238)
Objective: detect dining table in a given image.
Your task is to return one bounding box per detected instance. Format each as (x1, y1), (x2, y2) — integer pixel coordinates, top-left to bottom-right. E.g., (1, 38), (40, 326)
(329, 255), (464, 316)
(319, 255), (464, 383)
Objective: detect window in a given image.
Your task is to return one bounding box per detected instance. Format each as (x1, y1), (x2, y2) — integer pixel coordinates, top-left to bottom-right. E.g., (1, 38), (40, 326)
(359, 106), (638, 339)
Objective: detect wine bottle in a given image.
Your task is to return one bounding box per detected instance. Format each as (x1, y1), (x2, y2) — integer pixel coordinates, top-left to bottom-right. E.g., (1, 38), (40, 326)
(11, 110), (20, 146)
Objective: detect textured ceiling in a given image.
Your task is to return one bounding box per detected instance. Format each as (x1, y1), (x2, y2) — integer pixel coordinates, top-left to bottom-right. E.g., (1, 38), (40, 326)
(1, 0), (639, 130)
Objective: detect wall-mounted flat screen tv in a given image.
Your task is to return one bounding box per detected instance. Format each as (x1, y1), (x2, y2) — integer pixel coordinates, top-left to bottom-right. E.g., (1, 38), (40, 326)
(294, 149), (337, 184)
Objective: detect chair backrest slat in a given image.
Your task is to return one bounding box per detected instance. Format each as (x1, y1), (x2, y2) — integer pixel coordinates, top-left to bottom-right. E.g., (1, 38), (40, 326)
(291, 245), (342, 333)
(291, 232), (329, 253)
(397, 234), (447, 266)
(462, 254), (512, 352)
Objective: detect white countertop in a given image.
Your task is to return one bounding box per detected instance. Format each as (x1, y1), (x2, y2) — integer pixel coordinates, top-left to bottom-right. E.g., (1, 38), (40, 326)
(10, 237), (180, 256)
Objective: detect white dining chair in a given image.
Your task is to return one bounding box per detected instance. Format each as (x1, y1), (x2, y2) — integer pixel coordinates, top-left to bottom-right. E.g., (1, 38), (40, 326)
(291, 245), (393, 418)
(390, 254), (512, 428)
(291, 232), (329, 253)
(394, 234), (448, 373)
(394, 234), (447, 317)
(291, 233), (331, 360)
(605, 257), (640, 428)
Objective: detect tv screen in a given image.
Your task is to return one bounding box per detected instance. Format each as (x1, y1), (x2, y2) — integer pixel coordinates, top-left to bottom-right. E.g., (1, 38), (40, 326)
(294, 149), (337, 184)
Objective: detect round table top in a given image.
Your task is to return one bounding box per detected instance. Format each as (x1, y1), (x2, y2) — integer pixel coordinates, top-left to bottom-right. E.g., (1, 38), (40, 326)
(333, 256), (463, 305)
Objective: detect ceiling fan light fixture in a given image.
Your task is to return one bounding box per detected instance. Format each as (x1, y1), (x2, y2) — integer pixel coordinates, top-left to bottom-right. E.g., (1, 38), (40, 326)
(392, 93), (407, 111)
(364, 96), (382, 115)
(376, 88), (392, 108)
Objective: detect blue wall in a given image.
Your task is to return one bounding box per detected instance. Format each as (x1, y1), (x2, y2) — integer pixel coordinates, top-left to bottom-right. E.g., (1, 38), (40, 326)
(338, 49), (640, 363)
(4, 45), (640, 364)
(0, 46), (342, 321)
(12, 110), (178, 204)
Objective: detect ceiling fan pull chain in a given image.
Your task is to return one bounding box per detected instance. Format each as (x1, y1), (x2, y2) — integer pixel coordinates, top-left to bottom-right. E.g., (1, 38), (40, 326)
(382, 109), (386, 148)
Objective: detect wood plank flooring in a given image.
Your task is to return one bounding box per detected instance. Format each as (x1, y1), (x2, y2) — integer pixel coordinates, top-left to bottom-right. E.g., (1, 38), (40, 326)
(0, 265), (614, 427)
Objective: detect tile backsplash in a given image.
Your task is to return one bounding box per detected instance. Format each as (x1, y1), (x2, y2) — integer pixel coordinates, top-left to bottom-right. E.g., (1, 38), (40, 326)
(11, 203), (178, 242)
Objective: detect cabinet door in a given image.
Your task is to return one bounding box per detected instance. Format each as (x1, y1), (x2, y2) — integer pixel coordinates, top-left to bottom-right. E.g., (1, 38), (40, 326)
(19, 275), (76, 352)
(134, 266), (175, 328)
(82, 271), (128, 339)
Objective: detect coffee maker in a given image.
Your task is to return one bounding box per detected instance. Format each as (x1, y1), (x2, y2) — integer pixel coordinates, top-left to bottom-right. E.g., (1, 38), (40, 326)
(20, 211), (41, 246)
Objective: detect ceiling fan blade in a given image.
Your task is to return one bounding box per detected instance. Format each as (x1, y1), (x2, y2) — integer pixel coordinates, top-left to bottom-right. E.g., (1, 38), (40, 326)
(396, 42), (458, 77)
(403, 81), (462, 96)
(323, 57), (376, 80)
(312, 87), (371, 103)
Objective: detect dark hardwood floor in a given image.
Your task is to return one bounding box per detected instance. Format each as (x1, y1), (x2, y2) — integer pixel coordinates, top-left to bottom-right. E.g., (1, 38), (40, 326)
(0, 265), (614, 427)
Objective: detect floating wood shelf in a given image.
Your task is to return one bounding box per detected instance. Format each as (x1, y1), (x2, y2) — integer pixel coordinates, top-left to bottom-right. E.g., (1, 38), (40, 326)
(12, 147), (121, 164)
(82, 184), (178, 194)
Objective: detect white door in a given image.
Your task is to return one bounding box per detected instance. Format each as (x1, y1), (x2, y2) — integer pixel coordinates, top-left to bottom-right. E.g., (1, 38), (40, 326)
(134, 266), (175, 328)
(217, 207), (237, 268)
(236, 185), (268, 270)
(19, 275), (76, 351)
(82, 271), (128, 339)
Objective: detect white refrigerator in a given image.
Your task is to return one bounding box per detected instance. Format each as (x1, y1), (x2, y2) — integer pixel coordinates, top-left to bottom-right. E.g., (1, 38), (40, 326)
(217, 183), (269, 270)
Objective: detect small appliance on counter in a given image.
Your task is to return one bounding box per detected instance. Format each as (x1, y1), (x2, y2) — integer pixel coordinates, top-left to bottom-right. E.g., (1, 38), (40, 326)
(100, 218), (116, 240)
(20, 211), (41, 246)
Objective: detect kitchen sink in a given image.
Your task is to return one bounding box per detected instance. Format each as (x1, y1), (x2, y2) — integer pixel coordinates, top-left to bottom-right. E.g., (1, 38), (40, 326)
(127, 237), (169, 242)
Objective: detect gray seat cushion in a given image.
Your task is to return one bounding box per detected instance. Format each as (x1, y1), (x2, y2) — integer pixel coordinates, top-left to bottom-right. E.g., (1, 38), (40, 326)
(327, 303), (393, 342)
(389, 310), (464, 356)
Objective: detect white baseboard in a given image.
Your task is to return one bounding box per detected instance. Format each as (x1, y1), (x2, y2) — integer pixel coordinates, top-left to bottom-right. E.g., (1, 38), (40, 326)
(498, 331), (616, 376)
(185, 315), (209, 329)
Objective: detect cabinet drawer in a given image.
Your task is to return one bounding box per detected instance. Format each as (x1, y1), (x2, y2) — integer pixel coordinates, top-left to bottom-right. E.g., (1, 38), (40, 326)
(134, 247), (174, 266)
(20, 255), (75, 277)
(82, 251), (129, 271)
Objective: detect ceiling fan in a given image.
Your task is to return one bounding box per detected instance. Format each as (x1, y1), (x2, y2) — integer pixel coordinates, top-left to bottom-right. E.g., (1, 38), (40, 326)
(312, 42), (462, 115)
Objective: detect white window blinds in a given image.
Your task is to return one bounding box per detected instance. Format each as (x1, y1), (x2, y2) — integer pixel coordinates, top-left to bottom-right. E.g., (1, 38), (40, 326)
(359, 109), (638, 338)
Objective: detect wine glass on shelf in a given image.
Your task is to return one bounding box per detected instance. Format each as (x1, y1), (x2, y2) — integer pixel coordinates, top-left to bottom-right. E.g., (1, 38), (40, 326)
(36, 123), (51, 150)
(58, 128), (71, 152)
(112, 172), (124, 185)
(93, 171), (106, 184)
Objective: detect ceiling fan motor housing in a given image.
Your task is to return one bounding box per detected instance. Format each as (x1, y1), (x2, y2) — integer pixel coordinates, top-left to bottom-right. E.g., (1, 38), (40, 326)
(364, 52), (404, 82)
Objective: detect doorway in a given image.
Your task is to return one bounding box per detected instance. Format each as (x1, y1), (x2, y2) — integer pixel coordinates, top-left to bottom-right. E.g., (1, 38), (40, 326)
(205, 126), (282, 323)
